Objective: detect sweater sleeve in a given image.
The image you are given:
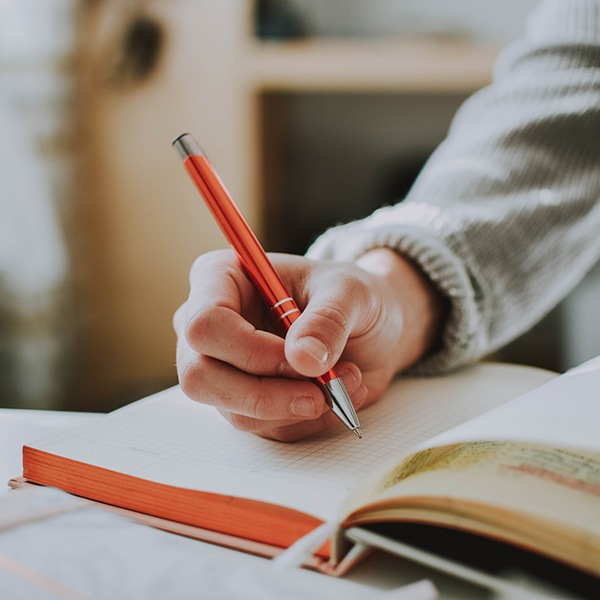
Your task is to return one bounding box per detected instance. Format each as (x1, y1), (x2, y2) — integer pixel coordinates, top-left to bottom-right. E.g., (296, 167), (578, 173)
(306, 0), (600, 373)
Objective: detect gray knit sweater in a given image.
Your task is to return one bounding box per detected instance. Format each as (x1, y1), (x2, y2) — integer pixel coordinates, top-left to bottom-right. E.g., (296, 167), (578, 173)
(307, 0), (600, 373)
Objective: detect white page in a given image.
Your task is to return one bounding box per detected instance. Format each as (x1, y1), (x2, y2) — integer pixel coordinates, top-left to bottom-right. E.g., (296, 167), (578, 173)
(26, 363), (554, 521)
(418, 355), (600, 453)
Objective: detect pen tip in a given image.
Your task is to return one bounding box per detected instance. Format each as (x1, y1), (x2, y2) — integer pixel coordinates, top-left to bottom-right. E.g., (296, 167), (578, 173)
(353, 428), (362, 439)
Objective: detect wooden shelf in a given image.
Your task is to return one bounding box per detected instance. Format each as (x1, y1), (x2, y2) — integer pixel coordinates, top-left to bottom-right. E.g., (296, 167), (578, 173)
(246, 38), (498, 93)
(75, 0), (500, 410)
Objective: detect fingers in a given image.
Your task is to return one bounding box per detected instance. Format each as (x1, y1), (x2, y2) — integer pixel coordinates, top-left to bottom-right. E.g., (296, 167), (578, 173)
(221, 408), (348, 442)
(218, 373), (369, 442)
(174, 250), (376, 441)
(178, 322), (363, 422)
(186, 302), (292, 377)
(178, 251), (296, 378)
(284, 268), (375, 378)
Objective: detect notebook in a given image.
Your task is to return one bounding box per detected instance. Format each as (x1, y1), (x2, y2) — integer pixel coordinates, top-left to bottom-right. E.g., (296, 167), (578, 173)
(15, 362), (556, 562)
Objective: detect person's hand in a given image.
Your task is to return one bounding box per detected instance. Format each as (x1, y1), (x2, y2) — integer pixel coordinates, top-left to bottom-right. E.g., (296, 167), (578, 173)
(174, 247), (446, 441)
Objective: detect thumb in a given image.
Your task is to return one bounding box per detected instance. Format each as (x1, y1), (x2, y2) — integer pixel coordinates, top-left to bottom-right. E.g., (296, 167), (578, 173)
(284, 294), (354, 378)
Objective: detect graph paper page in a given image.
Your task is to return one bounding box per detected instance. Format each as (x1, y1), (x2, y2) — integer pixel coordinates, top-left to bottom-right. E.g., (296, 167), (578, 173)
(26, 363), (554, 521)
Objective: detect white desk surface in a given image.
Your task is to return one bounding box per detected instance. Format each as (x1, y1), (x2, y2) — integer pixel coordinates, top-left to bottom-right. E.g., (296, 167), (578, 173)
(0, 407), (101, 498)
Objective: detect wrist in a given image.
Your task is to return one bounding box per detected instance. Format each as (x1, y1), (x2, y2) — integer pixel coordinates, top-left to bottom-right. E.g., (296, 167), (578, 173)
(355, 248), (448, 371)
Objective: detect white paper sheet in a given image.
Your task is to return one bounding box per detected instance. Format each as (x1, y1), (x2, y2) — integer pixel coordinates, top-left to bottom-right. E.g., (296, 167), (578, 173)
(418, 355), (600, 453)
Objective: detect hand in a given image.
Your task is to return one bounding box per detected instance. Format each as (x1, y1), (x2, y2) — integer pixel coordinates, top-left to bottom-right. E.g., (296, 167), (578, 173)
(174, 248), (446, 441)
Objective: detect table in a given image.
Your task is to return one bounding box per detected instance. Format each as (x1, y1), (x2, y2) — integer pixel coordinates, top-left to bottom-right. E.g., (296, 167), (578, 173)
(0, 408), (101, 497)
(0, 409), (451, 597)
(0, 372), (578, 600)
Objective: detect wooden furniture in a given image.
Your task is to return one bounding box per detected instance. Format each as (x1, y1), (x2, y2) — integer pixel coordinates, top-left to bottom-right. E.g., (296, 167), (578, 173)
(72, 0), (497, 410)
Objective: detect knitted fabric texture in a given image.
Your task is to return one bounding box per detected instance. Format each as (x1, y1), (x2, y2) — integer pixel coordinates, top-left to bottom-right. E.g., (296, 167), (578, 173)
(307, 0), (600, 373)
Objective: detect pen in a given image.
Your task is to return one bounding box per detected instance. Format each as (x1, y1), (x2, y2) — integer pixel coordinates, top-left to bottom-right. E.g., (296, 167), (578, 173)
(173, 133), (362, 438)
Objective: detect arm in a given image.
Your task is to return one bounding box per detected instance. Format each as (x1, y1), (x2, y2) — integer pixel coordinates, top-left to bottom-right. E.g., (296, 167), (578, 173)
(308, 0), (600, 372)
(176, 0), (600, 440)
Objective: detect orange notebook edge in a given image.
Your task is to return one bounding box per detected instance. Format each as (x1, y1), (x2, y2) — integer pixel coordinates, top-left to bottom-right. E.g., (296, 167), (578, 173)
(9, 476), (330, 571)
(17, 444), (335, 567)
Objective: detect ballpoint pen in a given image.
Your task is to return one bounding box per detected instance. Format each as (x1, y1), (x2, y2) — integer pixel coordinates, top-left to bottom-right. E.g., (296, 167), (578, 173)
(173, 133), (362, 438)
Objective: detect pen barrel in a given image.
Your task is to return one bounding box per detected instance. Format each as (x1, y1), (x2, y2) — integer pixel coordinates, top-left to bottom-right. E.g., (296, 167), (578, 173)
(182, 155), (336, 379)
(270, 297), (301, 331)
(183, 154), (296, 321)
(317, 370), (336, 384)
(175, 134), (360, 434)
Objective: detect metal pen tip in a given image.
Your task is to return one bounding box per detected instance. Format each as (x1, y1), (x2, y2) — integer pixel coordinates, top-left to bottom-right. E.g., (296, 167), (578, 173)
(321, 377), (361, 435)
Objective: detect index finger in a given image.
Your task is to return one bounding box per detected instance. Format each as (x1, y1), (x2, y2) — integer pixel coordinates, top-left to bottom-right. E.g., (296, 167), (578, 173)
(182, 250), (296, 378)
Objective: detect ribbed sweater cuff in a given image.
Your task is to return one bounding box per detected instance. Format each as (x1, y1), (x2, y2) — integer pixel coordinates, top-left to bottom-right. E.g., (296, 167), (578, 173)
(306, 212), (486, 374)
(528, 0), (600, 44)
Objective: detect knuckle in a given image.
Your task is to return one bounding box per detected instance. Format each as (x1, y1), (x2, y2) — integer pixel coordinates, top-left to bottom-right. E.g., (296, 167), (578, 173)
(312, 304), (348, 336)
(239, 378), (270, 420)
(189, 255), (210, 283)
(189, 249), (231, 281)
(185, 307), (220, 350)
(226, 412), (256, 433)
(267, 426), (297, 443)
(239, 352), (259, 376)
(239, 344), (279, 377)
(178, 360), (204, 400)
(172, 302), (186, 334)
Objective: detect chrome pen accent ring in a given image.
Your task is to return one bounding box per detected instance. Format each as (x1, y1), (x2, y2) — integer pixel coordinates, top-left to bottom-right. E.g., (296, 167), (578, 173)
(278, 308), (301, 321)
(272, 297), (295, 310)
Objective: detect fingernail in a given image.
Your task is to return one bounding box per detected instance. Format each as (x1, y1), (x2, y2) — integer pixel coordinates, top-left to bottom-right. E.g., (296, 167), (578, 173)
(353, 384), (369, 409)
(291, 396), (316, 418)
(295, 336), (329, 365)
(336, 367), (359, 392)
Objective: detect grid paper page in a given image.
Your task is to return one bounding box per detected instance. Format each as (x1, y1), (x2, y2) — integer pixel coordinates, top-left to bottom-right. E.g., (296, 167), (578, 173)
(28, 363), (554, 521)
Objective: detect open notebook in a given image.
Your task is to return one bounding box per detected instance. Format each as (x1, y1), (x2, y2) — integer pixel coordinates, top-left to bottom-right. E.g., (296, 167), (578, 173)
(15, 362), (555, 561)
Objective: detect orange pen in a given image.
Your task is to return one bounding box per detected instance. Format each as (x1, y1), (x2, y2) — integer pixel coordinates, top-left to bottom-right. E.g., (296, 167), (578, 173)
(173, 133), (361, 437)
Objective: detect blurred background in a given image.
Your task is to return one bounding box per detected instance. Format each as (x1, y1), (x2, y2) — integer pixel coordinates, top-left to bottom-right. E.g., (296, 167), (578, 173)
(1, 0), (599, 413)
